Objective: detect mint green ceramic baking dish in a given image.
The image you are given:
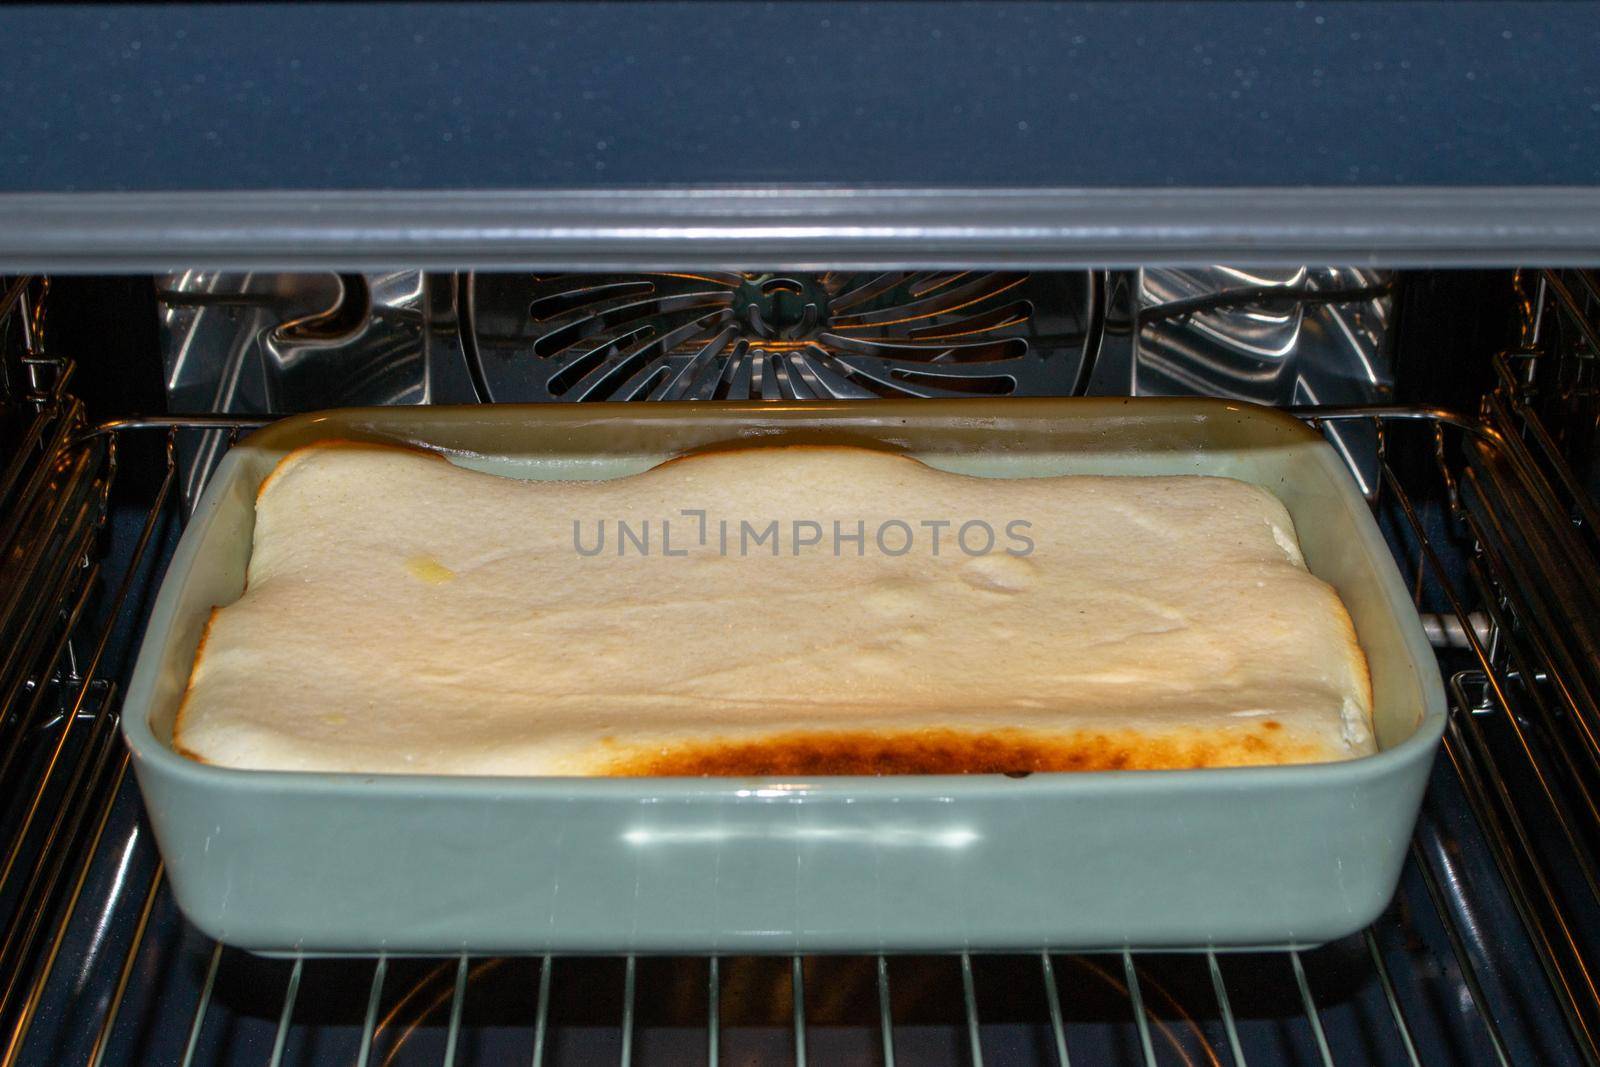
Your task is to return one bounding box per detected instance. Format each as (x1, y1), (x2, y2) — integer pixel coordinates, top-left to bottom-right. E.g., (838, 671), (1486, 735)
(122, 398), (1446, 956)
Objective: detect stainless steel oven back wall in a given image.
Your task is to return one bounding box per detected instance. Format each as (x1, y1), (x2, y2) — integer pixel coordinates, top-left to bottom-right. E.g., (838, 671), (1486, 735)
(159, 268), (1395, 504)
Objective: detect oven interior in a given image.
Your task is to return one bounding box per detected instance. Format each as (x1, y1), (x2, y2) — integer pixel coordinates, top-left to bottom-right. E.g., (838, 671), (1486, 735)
(1, 267), (1597, 1065)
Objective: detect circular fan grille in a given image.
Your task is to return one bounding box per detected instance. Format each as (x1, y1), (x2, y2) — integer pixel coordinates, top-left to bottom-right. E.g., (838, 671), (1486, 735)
(463, 271), (1098, 402)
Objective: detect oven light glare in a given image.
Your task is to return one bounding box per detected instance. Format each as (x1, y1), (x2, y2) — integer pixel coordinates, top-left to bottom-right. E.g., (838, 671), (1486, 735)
(622, 825), (979, 848)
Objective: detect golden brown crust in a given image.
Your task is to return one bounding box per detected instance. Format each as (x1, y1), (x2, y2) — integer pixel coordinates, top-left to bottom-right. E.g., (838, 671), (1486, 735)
(600, 724), (1325, 777)
(1326, 592), (1375, 713)
(254, 439), (881, 504)
(172, 739), (209, 764)
(254, 438), (449, 503)
(646, 441), (916, 474)
(171, 606), (221, 757)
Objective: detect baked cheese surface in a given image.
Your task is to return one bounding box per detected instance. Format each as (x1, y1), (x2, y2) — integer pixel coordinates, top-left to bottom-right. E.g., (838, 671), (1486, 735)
(174, 443), (1375, 775)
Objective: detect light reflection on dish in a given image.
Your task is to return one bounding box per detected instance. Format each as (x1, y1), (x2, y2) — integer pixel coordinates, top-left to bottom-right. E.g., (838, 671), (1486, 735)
(621, 825), (979, 848)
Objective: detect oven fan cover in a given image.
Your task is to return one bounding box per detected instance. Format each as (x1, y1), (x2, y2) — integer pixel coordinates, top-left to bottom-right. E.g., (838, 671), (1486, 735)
(462, 272), (1100, 402)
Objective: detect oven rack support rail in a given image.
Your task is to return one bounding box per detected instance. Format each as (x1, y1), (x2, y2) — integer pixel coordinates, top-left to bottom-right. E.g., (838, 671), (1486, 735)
(2, 275), (1600, 1065)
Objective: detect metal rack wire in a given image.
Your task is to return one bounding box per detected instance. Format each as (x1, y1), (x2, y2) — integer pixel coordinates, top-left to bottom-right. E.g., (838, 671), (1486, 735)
(1, 273), (1598, 1065)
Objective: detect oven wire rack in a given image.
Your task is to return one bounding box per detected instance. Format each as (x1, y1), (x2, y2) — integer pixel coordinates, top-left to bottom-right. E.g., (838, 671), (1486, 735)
(1, 273), (1599, 1065)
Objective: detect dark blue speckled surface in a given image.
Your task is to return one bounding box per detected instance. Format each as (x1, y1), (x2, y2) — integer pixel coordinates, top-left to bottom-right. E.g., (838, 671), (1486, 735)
(2, 1), (1597, 192)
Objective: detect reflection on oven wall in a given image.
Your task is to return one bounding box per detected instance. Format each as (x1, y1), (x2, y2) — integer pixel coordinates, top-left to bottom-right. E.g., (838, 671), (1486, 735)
(158, 267), (1394, 506)
(1110, 267), (1394, 497)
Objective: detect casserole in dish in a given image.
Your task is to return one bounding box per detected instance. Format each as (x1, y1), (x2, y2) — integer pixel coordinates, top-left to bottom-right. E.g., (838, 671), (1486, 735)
(123, 397), (1446, 954)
